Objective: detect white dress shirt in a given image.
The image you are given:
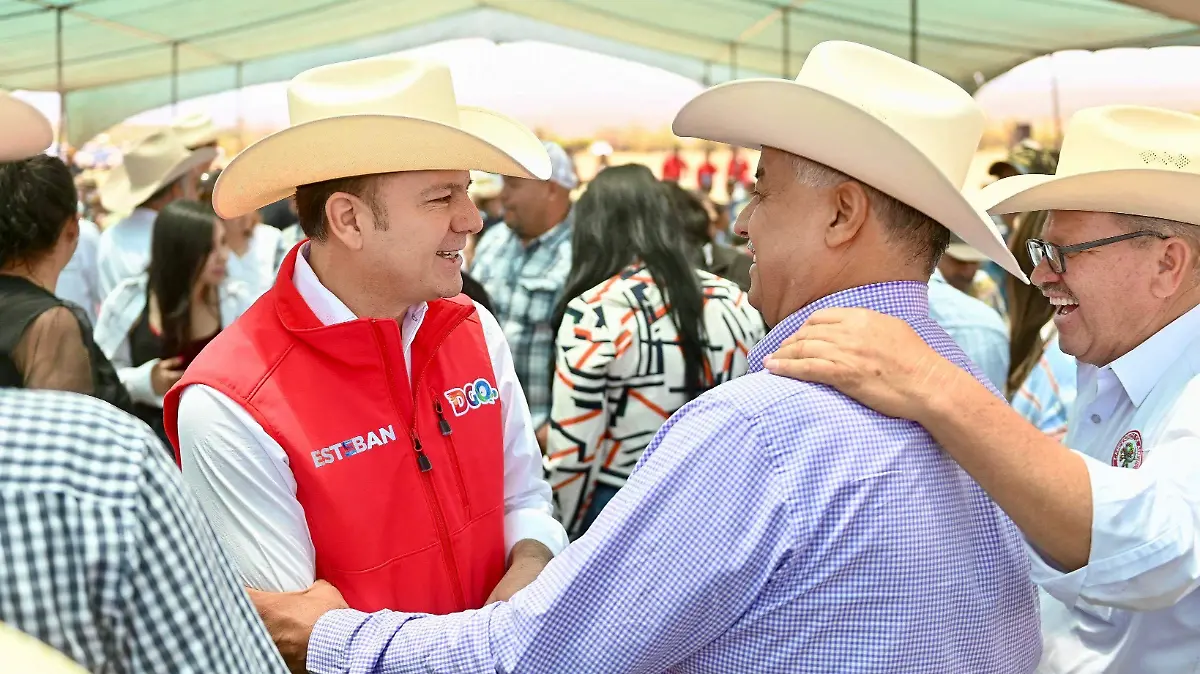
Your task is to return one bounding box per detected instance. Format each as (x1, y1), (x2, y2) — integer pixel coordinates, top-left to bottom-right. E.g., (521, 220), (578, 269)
(175, 245), (568, 593)
(1032, 302), (1200, 673)
(96, 207), (156, 301)
(224, 224), (282, 299)
(55, 218), (102, 325)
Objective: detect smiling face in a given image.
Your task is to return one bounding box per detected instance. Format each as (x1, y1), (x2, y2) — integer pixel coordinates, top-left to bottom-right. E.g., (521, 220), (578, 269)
(732, 147), (847, 325)
(1032, 210), (1197, 366)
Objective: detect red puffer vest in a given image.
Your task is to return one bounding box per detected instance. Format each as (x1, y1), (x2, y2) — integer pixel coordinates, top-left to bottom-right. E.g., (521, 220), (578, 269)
(163, 244), (506, 614)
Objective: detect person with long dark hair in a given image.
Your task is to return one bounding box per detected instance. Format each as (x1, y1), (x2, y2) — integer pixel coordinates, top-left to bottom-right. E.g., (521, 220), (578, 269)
(94, 199), (252, 445)
(0, 153), (132, 412)
(546, 164), (764, 537)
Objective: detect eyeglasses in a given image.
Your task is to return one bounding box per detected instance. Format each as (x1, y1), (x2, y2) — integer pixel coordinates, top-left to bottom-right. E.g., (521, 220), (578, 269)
(1026, 230), (1169, 274)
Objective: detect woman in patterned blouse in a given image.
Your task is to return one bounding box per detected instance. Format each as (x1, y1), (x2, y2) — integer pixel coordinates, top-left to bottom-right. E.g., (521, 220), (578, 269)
(546, 164), (765, 538)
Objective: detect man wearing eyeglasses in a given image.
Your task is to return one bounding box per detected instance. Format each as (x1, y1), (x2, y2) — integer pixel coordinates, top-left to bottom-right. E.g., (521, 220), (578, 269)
(764, 105), (1200, 673)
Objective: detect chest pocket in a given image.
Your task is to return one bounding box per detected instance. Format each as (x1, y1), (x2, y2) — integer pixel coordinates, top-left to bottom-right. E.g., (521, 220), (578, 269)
(515, 277), (562, 327)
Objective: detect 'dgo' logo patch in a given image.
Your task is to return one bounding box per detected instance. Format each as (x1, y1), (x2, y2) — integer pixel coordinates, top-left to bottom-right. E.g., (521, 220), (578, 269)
(444, 378), (499, 417)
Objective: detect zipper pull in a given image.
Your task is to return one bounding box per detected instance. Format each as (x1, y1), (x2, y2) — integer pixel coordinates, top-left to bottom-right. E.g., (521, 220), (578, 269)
(434, 401), (452, 436)
(412, 431), (432, 472)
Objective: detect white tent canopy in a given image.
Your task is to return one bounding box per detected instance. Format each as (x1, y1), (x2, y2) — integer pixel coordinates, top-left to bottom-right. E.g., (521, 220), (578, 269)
(2, 0), (1198, 145)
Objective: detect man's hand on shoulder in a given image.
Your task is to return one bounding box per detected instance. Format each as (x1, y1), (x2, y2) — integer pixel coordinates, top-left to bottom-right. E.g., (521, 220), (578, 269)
(763, 307), (969, 422)
(246, 581), (348, 674)
(487, 539), (555, 604)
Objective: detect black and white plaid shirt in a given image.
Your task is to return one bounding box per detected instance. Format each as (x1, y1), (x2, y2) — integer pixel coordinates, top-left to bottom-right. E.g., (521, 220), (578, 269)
(0, 389), (286, 673)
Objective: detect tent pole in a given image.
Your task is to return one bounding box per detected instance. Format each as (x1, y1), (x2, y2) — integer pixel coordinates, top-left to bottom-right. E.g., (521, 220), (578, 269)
(171, 41), (179, 114)
(730, 42), (738, 79)
(909, 0), (918, 64)
(235, 62), (245, 151)
(1049, 53), (1063, 148)
(56, 6), (66, 157)
(781, 6), (790, 77)
(702, 60), (711, 87)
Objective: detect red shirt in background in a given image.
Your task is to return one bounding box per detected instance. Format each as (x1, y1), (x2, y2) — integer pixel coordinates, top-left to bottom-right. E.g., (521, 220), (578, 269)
(728, 156), (750, 186)
(697, 161), (717, 191)
(662, 155), (687, 182)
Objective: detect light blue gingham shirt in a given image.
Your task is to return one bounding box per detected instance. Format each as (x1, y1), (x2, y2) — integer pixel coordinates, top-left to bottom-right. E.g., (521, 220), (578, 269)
(470, 213), (574, 428)
(928, 269), (1010, 391)
(307, 282), (1041, 674)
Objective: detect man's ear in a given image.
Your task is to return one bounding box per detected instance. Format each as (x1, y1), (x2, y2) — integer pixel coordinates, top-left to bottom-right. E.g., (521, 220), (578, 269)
(324, 192), (372, 251)
(1151, 237), (1196, 299)
(825, 181), (870, 248)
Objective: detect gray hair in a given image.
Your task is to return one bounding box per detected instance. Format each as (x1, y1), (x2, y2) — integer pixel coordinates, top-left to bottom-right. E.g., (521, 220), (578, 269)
(790, 154), (950, 274)
(1114, 213), (1200, 277)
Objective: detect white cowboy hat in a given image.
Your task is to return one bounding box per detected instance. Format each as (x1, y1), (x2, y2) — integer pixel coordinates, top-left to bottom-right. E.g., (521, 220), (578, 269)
(171, 112), (220, 149)
(0, 91), (53, 161)
(977, 105), (1200, 227)
(0, 622), (87, 674)
(672, 40), (1025, 281)
(99, 130), (216, 213)
(213, 54), (552, 219)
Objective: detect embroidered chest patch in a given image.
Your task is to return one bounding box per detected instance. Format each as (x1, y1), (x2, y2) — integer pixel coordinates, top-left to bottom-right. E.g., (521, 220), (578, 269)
(1111, 430), (1144, 469)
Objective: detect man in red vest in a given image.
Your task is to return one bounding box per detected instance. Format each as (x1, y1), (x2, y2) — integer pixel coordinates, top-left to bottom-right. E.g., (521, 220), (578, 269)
(162, 54), (569, 615)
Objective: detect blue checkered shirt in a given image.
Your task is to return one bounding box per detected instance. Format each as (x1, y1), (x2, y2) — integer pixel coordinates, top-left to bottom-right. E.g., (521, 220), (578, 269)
(928, 270), (1011, 391)
(306, 282), (1041, 674)
(0, 389), (286, 673)
(470, 214), (573, 427)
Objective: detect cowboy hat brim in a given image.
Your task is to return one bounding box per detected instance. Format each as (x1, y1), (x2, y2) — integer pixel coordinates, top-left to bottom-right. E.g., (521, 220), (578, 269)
(0, 95), (53, 161)
(98, 145), (217, 213)
(672, 78), (1027, 282)
(977, 168), (1200, 227)
(212, 107), (552, 219)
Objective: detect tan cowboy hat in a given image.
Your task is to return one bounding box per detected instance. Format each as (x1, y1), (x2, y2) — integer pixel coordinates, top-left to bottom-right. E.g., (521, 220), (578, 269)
(0, 622), (87, 673)
(978, 105), (1200, 227)
(171, 112), (220, 149)
(0, 91), (54, 161)
(213, 54), (552, 219)
(99, 130), (217, 213)
(672, 40), (1025, 281)
(945, 235), (990, 263)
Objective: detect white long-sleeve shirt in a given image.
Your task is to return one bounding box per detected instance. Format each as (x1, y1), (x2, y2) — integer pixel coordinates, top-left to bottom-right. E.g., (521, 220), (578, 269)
(224, 224), (282, 299)
(96, 207), (156, 301)
(1032, 302), (1200, 673)
(55, 217), (102, 325)
(175, 246), (568, 592)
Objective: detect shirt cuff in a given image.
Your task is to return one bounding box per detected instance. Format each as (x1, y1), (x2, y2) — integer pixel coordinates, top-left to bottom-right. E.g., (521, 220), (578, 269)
(505, 508), (569, 559)
(307, 608), (371, 674)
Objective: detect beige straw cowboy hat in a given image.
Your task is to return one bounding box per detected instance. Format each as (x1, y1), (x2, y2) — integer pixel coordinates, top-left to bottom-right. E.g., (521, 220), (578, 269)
(213, 54), (552, 219)
(99, 130), (217, 213)
(0, 622), (87, 674)
(171, 112), (220, 149)
(977, 105), (1200, 227)
(0, 91), (54, 161)
(672, 40), (1025, 281)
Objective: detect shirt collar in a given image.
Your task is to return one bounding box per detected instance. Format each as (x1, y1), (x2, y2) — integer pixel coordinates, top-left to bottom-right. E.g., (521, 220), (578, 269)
(292, 242), (428, 328)
(748, 281), (931, 372)
(1104, 302), (1200, 407)
(526, 208), (575, 250)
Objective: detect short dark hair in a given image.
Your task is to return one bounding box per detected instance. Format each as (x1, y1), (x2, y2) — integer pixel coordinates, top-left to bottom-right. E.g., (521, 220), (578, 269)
(294, 174), (386, 241)
(139, 175), (185, 209)
(660, 181), (711, 248)
(0, 154), (78, 268)
(791, 155), (950, 274)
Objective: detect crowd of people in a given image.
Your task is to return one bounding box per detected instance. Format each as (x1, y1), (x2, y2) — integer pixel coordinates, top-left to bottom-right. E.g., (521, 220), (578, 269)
(0, 36), (1197, 674)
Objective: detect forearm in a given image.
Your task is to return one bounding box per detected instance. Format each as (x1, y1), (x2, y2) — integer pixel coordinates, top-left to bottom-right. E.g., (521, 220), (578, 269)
(920, 365), (1093, 570)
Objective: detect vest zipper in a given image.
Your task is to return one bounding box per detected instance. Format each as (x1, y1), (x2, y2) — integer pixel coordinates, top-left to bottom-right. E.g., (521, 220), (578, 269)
(407, 312), (478, 611)
(434, 400), (470, 512)
(411, 430), (432, 472)
(372, 319), (468, 610)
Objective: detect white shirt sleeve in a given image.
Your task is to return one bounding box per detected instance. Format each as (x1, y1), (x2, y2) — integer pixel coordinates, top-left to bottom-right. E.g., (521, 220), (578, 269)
(176, 383), (317, 592)
(474, 302), (570, 559)
(1029, 439), (1200, 612)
